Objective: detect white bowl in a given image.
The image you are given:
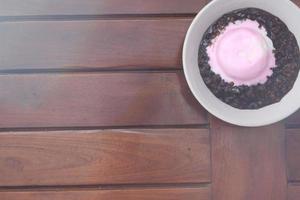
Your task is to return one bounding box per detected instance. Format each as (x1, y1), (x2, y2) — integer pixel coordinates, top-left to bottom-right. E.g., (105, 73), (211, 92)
(183, 0), (300, 127)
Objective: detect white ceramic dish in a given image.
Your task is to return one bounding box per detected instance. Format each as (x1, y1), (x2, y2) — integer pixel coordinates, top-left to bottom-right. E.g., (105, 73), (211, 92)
(183, 0), (300, 127)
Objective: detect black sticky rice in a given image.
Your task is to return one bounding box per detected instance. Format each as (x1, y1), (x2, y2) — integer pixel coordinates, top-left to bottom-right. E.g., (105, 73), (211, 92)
(198, 8), (300, 109)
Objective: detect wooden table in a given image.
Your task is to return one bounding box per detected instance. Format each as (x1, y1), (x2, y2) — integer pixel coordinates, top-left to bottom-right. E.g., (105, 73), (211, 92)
(0, 1), (299, 199)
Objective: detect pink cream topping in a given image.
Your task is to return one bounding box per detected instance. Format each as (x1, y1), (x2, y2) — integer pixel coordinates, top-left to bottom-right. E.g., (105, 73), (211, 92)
(207, 19), (276, 86)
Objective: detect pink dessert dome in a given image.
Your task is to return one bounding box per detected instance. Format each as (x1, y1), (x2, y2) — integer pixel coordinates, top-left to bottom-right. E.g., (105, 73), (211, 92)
(206, 19), (276, 86)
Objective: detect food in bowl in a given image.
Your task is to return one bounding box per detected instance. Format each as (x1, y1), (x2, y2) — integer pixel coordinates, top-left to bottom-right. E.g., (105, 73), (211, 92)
(198, 8), (300, 109)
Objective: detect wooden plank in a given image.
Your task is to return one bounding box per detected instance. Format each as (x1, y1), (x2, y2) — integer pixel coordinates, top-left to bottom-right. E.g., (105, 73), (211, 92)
(0, 188), (210, 200)
(0, 19), (191, 71)
(211, 118), (287, 200)
(0, 0), (207, 16)
(288, 184), (300, 200)
(286, 111), (300, 127)
(0, 72), (206, 128)
(0, 129), (210, 186)
(287, 129), (300, 181)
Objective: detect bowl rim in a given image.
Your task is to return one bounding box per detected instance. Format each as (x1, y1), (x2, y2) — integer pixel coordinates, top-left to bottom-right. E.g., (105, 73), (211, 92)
(182, 0), (300, 127)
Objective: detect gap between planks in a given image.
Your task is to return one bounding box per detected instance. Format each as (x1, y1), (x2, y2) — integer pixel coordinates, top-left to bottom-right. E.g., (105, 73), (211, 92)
(0, 124), (209, 133)
(285, 124), (300, 129)
(0, 14), (195, 22)
(0, 68), (182, 75)
(0, 183), (211, 193)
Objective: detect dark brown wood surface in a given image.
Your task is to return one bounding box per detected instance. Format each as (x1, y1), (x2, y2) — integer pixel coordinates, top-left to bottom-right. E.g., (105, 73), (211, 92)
(0, 19), (192, 71)
(286, 111), (300, 127)
(0, 0), (207, 16)
(287, 129), (300, 181)
(0, 129), (210, 186)
(288, 184), (300, 200)
(211, 118), (287, 200)
(0, 72), (206, 128)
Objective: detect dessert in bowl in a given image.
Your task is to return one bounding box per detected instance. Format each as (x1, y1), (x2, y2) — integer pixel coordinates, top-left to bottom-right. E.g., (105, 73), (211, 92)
(183, 0), (300, 126)
(199, 8), (300, 109)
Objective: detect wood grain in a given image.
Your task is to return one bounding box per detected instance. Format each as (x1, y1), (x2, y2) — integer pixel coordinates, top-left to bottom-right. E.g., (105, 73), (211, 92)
(288, 184), (300, 200)
(0, 0), (207, 16)
(287, 129), (300, 181)
(0, 72), (206, 128)
(0, 129), (210, 186)
(0, 19), (191, 71)
(0, 188), (210, 200)
(211, 118), (287, 200)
